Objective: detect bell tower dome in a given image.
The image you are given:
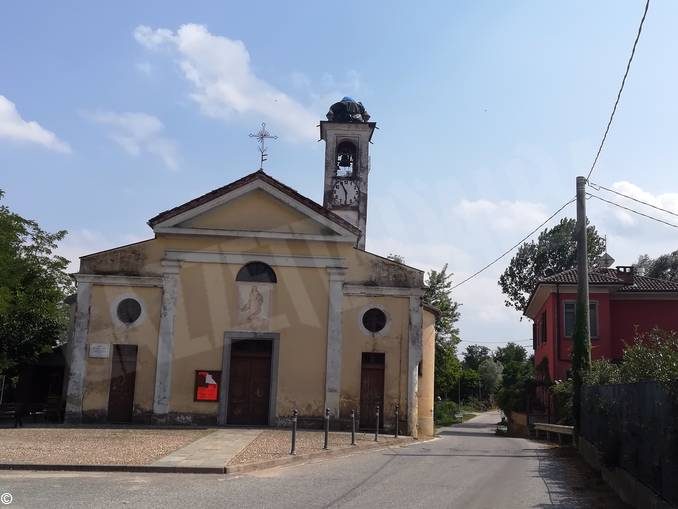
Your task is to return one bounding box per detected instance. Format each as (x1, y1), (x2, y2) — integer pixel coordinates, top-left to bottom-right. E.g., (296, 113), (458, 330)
(320, 97), (376, 250)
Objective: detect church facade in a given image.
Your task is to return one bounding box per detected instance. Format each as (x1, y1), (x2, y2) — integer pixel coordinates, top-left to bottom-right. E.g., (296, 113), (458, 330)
(64, 99), (436, 436)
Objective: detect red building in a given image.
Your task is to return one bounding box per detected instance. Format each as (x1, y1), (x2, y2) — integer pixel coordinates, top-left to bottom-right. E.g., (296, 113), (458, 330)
(525, 266), (678, 384)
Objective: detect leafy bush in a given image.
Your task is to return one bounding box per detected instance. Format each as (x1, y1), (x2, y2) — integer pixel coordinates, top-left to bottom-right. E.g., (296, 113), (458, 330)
(584, 359), (621, 385)
(582, 329), (678, 389)
(464, 396), (491, 412)
(550, 379), (573, 425)
(434, 400), (460, 426)
(619, 329), (678, 386)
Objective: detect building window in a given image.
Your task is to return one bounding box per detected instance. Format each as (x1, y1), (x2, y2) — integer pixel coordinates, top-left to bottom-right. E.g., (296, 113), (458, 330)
(194, 370), (221, 402)
(563, 301), (599, 338)
(236, 262), (277, 283)
(362, 308), (387, 333)
(540, 311), (547, 344)
(116, 298), (142, 324)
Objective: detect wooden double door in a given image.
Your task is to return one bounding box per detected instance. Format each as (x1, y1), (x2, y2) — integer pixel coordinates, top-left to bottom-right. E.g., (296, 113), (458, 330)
(227, 340), (272, 425)
(360, 352), (385, 430)
(107, 344), (137, 423)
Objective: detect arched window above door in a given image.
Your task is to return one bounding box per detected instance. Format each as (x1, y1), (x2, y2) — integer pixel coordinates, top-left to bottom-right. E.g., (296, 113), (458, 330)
(236, 262), (277, 283)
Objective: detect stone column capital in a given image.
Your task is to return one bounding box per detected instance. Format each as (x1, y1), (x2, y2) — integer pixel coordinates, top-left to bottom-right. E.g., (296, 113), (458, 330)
(161, 259), (182, 274)
(326, 267), (347, 281)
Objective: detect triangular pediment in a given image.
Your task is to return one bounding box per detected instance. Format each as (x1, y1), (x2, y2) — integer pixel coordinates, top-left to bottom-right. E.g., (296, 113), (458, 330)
(149, 172), (358, 242)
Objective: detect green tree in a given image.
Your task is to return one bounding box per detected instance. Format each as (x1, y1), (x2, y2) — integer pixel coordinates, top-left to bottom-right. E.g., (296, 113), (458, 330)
(423, 264), (462, 399)
(493, 342), (528, 366)
(498, 218), (606, 313)
(0, 190), (73, 377)
(478, 358), (503, 396)
(462, 344), (491, 371)
(434, 342), (462, 400)
(495, 344), (533, 415)
(634, 250), (678, 282)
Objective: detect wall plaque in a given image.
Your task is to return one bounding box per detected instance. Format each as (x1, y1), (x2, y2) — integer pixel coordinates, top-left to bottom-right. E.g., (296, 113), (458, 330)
(88, 343), (111, 358)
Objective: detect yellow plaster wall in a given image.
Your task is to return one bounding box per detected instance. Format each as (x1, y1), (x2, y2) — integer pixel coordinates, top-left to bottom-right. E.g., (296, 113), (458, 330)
(82, 285), (161, 418)
(81, 233), (422, 289)
(77, 188), (430, 424)
(169, 262), (329, 417)
(418, 310), (436, 436)
(179, 189), (335, 235)
(339, 295), (409, 425)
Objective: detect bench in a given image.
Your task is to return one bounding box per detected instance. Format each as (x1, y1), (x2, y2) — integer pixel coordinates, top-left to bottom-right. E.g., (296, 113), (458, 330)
(533, 422), (574, 445)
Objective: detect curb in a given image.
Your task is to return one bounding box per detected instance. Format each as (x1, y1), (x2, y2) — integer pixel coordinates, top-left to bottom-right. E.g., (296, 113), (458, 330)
(0, 463), (224, 474)
(0, 437), (435, 476)
(226, 437), (430, 474)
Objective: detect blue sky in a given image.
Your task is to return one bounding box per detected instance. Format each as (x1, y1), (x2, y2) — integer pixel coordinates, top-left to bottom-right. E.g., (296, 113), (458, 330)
(2, 1), (677, 351)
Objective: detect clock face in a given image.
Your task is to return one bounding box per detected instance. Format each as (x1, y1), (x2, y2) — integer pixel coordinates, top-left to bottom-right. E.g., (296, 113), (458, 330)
(332, 179), (359, 206)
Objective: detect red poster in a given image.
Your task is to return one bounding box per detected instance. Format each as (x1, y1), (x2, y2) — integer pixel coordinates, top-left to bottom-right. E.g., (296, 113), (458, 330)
(195, 370), (220, 401)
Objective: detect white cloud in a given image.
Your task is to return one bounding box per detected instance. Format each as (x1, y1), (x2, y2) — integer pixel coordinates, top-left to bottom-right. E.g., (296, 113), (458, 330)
(0, 95), (71, 153)
(134, 24), (318, 141)
(457, 199), (548, 232)
(85, 110), (179, 170)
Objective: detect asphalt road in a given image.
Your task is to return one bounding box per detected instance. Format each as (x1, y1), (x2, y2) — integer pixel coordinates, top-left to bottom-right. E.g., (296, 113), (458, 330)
(0, 411), (626, 509)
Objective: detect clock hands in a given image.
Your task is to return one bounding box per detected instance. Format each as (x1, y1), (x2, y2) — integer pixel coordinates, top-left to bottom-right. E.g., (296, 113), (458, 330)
(339, 181), (348, 203)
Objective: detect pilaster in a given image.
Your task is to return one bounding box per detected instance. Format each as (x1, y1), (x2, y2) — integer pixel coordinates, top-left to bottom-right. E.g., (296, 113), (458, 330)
(407, 295), (423, 438)
(152, 260), (181, 421)
(64, 280), (92, 423)
(324, 267), (346, 417)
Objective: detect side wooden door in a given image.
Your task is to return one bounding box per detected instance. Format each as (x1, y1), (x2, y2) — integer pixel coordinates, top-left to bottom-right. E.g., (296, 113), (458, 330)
(107, 344), (138, 423)
(359, 352), (385, 430)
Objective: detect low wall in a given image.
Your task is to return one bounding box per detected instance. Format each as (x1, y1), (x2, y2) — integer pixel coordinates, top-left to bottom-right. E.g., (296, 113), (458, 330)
(581, 381), (678, 507)
(508, 411), (528, 437)
(578, 438), (674, 509)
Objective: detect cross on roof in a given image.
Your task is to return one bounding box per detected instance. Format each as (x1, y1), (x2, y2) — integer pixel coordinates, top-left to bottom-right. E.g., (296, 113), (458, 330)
(249, 122), (278, 169)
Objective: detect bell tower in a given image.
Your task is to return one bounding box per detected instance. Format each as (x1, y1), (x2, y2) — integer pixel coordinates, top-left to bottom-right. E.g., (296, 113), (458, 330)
(321, 97), (376, 250)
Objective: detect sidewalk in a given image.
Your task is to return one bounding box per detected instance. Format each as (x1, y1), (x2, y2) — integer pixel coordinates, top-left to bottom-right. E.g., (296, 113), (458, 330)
(152, 428), (261, 469)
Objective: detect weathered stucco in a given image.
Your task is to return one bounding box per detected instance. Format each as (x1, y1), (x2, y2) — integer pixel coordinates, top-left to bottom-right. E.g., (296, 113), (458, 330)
(70, 175), (434, 431)
(80, 284), (161, 421)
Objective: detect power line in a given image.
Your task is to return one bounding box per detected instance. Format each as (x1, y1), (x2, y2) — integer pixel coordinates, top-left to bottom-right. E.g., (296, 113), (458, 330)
(587, 192), (678, 228)
(586, 0), (650, 181)
(451, 197), (576, 290)
(588, 181), (678, 218)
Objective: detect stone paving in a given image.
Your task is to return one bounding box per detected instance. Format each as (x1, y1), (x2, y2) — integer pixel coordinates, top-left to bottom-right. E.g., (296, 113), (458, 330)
(0, 427), (212, 465)
(229, 429), (412, 466)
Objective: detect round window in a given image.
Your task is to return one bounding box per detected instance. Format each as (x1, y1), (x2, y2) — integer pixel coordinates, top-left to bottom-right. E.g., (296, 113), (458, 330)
(117, 298), (142, 324)
(362, 308), (387, 333)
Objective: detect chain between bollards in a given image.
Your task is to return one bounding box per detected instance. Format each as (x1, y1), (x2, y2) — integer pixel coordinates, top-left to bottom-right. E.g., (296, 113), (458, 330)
(323, 408), (330, 450)
(374, 405), (380, 442)
(394, 403), (399, 438)
(290, 409), (298, 455)
(351, 409), (356, 446)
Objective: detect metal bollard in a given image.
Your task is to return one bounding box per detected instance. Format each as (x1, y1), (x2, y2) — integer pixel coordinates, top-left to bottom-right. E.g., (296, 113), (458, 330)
(374, 405), (380, 442)
(351, 409), (356, 446)
(394, 403), (399, 438)
(323, 408), (330, 450)
(290, 409), (298, 455)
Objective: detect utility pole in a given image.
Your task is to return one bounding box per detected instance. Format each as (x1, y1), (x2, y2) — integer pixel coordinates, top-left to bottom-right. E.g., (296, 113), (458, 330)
(573, 176), (592, 441)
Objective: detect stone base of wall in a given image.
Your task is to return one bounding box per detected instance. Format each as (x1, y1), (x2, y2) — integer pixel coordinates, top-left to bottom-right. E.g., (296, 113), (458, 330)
(75, 410), (409, 434)
(578, 437), (674, 509)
